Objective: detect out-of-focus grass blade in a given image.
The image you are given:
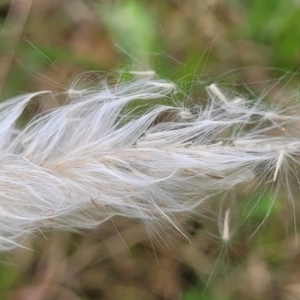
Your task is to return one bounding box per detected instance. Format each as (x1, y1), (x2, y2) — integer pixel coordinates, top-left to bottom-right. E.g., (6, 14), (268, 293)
(99, 0), (157, 61)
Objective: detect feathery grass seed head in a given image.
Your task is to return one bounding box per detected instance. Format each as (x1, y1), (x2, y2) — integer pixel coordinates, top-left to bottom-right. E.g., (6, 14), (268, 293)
(0, 74), (299, 251)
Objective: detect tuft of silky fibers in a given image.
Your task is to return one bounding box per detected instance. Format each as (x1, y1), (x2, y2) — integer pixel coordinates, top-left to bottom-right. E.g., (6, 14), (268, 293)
(0, 74), (300, 251)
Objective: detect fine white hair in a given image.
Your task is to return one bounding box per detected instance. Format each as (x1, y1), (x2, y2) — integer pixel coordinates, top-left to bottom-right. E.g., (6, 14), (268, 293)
(0, 74), (299, 251)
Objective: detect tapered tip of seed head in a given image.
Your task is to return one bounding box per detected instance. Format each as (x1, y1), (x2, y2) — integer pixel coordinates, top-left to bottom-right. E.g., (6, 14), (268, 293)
(273, 150), (286, 182)
(147, 81), (176, 91)
(207, 84), (228, 104)
(67, 89), (83, 97)
(128, 70), (156, 78)
(178, 108), (193, 120)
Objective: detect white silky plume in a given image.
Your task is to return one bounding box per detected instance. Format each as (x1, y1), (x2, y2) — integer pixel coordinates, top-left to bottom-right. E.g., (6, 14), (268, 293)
(0, 76), (299, 251)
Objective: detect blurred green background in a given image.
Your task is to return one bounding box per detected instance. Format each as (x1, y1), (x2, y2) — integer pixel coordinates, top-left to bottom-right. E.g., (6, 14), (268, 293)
(1, 0), (300, 299)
